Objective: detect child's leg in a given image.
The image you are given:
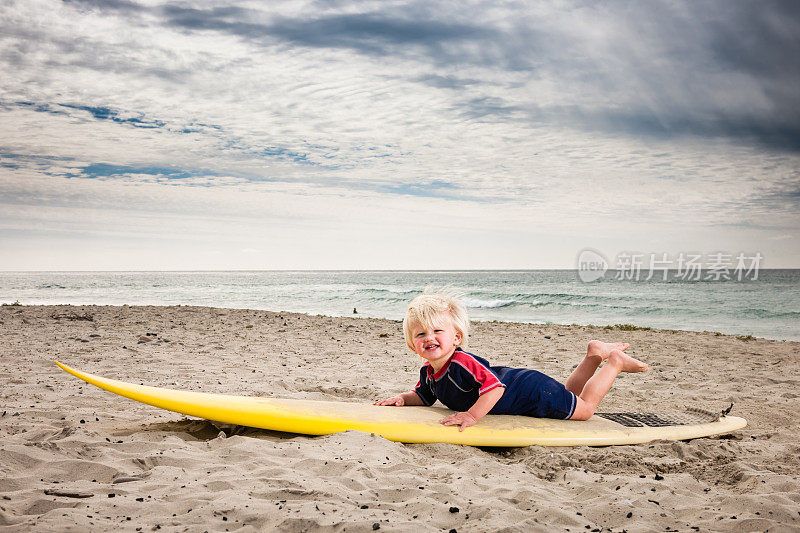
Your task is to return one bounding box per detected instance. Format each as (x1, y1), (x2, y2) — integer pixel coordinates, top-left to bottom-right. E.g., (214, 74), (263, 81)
(564, 340), (630, 396)
(570, 349), (647, 420)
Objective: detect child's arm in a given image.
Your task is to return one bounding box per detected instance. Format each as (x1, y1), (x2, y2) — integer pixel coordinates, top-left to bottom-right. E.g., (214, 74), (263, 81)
(374, 391), (425, 407)
(440, 387), (505, 431)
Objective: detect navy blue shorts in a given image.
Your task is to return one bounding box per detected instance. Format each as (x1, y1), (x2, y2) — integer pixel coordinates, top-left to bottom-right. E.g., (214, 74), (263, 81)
(492, 368), (577, 420)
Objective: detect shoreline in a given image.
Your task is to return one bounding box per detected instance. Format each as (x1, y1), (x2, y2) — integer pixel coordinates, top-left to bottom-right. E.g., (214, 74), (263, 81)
(2, 304), (799, 531)
(1, 301), (791, 342)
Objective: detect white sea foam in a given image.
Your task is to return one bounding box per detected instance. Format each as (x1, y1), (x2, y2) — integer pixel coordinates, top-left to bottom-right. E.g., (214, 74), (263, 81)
(462, 297), (516, 308)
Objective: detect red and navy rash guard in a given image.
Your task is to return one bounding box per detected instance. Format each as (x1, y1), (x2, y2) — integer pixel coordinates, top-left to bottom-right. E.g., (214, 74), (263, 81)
(413, 348), (505, 412)
(413, 348), (577, 419)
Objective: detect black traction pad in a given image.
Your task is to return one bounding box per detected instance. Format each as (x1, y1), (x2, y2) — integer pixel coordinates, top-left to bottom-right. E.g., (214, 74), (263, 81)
(597, 409), (721, 427)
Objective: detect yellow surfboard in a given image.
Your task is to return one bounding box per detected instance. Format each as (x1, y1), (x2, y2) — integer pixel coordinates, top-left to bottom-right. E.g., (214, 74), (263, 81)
(55, 361), (746, 447)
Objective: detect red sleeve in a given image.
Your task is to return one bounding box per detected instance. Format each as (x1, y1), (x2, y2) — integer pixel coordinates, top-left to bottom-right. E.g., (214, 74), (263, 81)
(450, 352), (505, 395)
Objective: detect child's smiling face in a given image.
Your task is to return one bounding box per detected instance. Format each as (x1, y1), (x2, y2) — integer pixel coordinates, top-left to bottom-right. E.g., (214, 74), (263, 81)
(409, 315), (462, 370)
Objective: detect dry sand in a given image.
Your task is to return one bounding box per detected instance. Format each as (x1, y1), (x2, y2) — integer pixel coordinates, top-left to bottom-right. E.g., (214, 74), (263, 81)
(1, 304), (799, 532)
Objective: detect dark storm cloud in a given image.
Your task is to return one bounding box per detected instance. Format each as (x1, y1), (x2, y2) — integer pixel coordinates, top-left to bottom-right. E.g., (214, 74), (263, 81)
(63, 0), (145, 13)
(161, 7), (493, 58)
(705, 1), (800, 78)
(641, 0), (800, 149)
(62, 0), (496, 58)
(446, 1), (800, 150)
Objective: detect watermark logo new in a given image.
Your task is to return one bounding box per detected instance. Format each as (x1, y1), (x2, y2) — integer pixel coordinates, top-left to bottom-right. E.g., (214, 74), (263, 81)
(577, 248), (609, 282)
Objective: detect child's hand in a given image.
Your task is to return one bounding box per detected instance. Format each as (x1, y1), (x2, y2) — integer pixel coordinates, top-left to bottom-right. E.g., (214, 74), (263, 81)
(440, 412), (478, 432)
(374, 395), (405, 406)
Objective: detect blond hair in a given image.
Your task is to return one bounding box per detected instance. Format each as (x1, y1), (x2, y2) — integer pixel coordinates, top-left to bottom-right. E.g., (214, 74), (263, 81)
(403, 288), (469, 351)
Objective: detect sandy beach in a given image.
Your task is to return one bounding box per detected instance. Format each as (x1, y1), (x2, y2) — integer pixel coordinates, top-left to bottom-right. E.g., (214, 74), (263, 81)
(1, 304), (799, 532)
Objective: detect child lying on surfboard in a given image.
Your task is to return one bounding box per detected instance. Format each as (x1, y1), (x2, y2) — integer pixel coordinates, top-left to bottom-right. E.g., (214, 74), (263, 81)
(375, 290), (648, 431)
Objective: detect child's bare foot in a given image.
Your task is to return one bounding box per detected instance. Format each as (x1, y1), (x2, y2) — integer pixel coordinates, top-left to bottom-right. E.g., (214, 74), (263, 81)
(586, 340), (630, 362)
(607, 349), (648, 373)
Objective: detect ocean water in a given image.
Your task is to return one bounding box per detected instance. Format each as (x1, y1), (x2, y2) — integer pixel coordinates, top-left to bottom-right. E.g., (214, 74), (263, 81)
(1, 270), (798, 341)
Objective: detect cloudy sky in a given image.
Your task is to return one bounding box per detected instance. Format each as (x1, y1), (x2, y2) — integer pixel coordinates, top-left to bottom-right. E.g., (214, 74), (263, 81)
(1, 0), (799, 270)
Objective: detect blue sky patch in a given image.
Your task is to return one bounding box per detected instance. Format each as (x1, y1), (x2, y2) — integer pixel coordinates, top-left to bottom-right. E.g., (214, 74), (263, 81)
(58, 104), (166, 129)
(80, 163), (211, 180)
